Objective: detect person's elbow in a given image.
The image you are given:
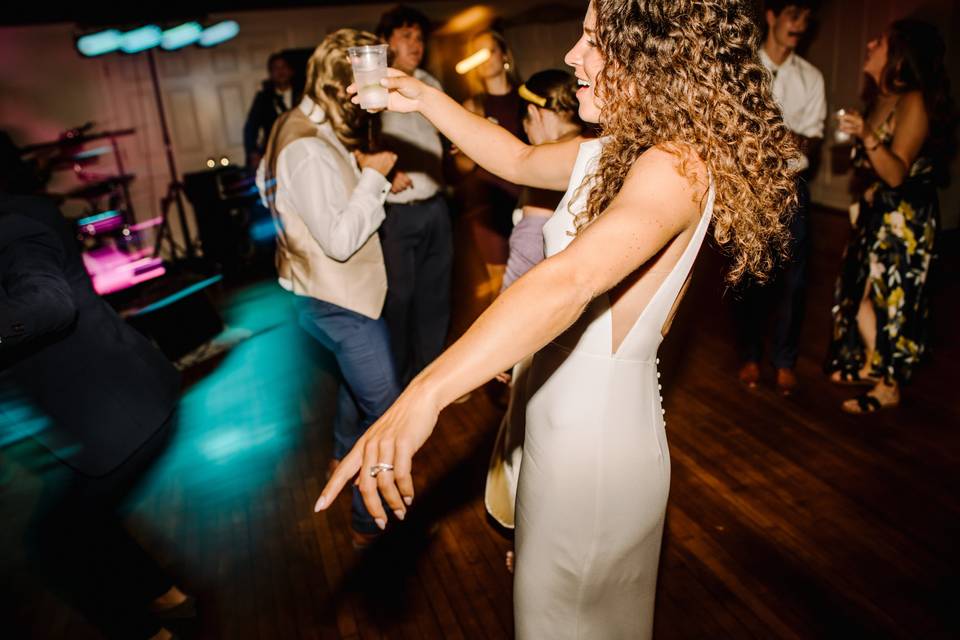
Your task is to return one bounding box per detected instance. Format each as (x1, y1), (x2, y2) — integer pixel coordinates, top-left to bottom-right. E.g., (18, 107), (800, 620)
(886, 175), (906, 189)
(322, 237), (361, 263)
(537, 252), (597, 312)
(44, 282), (79, 333)
(883, 164), (909, 189)
(50, 298), (78, 332)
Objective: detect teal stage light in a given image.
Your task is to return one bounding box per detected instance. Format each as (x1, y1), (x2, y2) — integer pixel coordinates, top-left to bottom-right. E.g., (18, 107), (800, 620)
(199, 20), (240, 47)
(120, 25), (163, 54)
(76, 21), (239, 57)
(76, 29), (122, 57)
(162, 22), (203, 51)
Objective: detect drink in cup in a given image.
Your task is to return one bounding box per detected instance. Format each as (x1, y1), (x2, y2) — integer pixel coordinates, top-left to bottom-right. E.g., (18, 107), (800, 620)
(834, 109), (851, 144)
(348, 44), (389, 110)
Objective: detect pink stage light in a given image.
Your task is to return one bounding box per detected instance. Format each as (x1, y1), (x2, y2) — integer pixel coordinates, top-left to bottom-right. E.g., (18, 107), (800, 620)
(81, 245), (165, 295)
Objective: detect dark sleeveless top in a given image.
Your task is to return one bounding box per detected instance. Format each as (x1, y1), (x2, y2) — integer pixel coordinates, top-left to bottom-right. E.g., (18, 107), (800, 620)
(474, 89), (525, 199)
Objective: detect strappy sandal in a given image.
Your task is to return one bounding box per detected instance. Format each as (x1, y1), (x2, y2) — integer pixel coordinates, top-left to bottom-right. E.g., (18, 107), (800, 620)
(841, 393), (897, 414)
(830, 369), (879, 387)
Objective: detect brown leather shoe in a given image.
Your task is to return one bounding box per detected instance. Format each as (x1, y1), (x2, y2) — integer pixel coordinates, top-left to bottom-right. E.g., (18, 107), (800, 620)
(738, 362), (760, 388)
(776, 368), (798, 396)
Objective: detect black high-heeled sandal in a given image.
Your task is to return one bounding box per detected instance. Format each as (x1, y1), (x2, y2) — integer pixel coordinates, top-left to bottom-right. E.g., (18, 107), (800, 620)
(830, 369), (880, 387)
(842, 393), (896, 414)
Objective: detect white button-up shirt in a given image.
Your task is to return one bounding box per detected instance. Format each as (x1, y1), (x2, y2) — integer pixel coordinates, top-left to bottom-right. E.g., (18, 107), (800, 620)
(256, 96), (391, 278)
(380, 69), (445, 204)
(760, 48), (826, 171)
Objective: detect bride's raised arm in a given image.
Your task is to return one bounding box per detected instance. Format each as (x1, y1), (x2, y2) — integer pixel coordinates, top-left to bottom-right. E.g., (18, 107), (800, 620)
(360, 70), (582, 191)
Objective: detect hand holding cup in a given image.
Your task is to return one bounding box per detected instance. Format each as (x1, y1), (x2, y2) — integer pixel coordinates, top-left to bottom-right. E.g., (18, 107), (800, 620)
(346, 68), (428, 114)
(836, 109), (866, 140)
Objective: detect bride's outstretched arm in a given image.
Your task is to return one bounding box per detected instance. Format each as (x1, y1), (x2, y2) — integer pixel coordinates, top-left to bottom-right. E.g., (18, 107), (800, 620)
(361, 70), (581, 191)
(315, 146), (706, 526)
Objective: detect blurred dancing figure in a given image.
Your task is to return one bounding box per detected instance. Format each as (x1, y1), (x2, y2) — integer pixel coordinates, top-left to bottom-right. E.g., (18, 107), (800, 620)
(733, 0), (825, 395)
(0, 194), (189, 640)
(376, 5), (453, 384)
(258, 30), (400, 546)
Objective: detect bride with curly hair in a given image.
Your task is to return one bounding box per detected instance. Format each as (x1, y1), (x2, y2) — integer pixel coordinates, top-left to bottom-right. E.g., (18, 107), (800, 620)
(318, 1), (797, 636)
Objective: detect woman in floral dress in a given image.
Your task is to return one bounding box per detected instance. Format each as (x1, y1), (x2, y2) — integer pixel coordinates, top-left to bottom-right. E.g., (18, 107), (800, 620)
(827, 19), (954, 413)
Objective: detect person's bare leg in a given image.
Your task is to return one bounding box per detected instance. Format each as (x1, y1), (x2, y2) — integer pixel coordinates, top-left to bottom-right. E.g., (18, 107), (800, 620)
(831, 283), (879, 383)
(855, 285), (878, 375)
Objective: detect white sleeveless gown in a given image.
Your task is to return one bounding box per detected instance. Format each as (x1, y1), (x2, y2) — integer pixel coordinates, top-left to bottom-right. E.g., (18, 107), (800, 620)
(512, 139), (714, 639)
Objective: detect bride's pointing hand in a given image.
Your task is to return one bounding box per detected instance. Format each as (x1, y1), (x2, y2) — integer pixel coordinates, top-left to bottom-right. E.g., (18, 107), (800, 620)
(346, 68), (428, 114)
(314, 385), (441, 526)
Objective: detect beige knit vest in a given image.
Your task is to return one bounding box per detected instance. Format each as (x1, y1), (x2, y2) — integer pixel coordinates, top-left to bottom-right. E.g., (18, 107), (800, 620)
(263, 107), (386, 319)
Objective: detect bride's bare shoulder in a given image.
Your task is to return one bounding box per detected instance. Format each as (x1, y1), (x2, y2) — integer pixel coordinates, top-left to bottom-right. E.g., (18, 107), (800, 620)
(618, 143), (709, 221)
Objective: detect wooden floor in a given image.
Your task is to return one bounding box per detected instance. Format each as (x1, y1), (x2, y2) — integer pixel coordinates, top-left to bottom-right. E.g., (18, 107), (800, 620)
(2, 206), (958, 639)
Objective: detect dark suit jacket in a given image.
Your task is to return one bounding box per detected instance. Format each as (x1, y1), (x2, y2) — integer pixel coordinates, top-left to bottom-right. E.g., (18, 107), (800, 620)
(243, 83), (290, 157)
(0, 195), (180, 476)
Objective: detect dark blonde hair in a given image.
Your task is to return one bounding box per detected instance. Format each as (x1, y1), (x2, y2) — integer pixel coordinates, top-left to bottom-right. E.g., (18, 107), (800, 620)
(521, 69), (583, 126)
(585, 0), (799, 283)
(304, 29), (379, 150)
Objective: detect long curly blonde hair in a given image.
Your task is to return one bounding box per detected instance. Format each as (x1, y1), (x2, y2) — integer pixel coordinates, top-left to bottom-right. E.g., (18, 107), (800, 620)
(304, 29), (379, 150)
(584, 0), (798, 283)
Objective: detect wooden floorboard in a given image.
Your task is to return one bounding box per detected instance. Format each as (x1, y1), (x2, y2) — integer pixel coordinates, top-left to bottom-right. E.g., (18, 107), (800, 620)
(2, 206), (958, 638)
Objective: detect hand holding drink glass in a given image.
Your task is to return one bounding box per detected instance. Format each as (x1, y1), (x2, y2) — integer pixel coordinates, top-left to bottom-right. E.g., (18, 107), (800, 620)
(835, 108), (879, 148)
(346, 67), (430, 114)
(834, 109), (852, 143)
(348, 44), (389, 110)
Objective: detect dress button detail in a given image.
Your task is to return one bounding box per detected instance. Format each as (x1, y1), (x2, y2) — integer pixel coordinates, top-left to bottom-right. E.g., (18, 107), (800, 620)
(658, 384), (662, 390)
(661, 408), (666, 415)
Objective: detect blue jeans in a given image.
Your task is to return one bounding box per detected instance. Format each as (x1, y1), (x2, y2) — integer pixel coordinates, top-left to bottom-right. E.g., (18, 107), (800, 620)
(295, 296), (400, 534)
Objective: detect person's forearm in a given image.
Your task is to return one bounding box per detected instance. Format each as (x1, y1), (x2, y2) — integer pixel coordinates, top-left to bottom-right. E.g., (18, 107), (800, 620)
(864, 139), (908, 187)
(295, 165), (388, 262)
(419, 87), (531, 185)
(406, 254), (593, 412)
(0, 274), (76, 348)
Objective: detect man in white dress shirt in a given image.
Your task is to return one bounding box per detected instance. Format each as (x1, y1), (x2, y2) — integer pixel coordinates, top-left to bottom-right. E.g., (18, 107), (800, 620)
(376, 6), (453, 384)
(257, 30), (400, 545)
(735, 0), (826, 395)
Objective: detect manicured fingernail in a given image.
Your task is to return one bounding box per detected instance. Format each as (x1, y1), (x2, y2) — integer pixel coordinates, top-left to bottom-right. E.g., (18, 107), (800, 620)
(393, 509), (406, 521)
(314, 496), (326, 512)
(403, 496), (413, 506)
(375, 518), (387, 530)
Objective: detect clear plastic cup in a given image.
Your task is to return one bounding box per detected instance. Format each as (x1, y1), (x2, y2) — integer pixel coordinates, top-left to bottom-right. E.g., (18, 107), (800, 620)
(834, 109), (851, 144)
(348, 44), (389, 110)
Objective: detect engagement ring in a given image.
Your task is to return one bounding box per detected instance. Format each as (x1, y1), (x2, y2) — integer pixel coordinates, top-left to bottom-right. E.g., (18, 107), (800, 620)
(369, 463), (395, 477)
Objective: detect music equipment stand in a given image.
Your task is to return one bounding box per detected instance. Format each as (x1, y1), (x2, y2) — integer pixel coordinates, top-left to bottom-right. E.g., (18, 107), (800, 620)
(147, 48), (197, 262)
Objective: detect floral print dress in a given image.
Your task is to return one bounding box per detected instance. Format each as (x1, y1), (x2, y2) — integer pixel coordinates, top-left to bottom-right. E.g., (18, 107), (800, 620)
(826, 111), (939, 384)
